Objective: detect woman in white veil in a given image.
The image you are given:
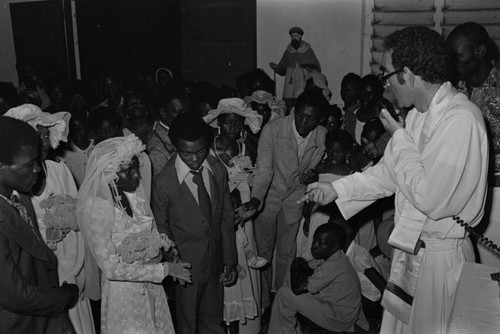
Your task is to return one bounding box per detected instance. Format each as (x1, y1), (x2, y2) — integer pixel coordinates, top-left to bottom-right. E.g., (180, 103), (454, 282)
(77, 134), (190, 334)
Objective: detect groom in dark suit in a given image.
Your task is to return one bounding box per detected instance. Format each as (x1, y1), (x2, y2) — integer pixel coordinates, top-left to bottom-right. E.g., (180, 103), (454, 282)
(0, 116), (79, 333)
(152, 114), (237, 334)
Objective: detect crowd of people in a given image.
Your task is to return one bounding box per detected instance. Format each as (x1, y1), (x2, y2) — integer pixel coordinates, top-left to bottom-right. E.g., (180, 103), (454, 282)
(0, 21), (499, 334)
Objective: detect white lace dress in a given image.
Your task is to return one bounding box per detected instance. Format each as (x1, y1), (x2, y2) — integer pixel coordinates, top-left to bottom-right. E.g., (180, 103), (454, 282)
(82, 189), (174, 334)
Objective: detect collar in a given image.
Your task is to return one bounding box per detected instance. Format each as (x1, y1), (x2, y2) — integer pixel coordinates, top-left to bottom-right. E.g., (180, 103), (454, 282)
(311, 249), (343, 267)
(0, 190), (19, 206)
(175, 155), (213, 184)
(418, 82), (457, 150)
(70, 139), (94, 152)
(325, 249), (343, 263)
(158, 121), (169, 131)
(286, 40), (311, 54)
(292, 119), (313, 142)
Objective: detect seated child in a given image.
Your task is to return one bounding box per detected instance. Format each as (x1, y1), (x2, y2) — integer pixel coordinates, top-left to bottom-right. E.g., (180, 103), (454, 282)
(269, 223), (362, 334)
(337, 217), (386, 330)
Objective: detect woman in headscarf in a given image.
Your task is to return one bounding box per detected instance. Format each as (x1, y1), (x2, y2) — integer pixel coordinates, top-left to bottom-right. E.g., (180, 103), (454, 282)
(4, 103), (95, 334)
(204, 98), (266, 334)
(77, 134), (190, 333)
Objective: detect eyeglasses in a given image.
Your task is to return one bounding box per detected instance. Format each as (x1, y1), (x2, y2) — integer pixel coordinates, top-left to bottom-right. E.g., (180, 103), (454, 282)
(378, 66), (403, 84)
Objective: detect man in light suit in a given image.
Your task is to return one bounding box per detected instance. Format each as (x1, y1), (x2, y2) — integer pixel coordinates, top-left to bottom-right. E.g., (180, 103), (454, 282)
(152, 114), (237, 334)
(238, 91), (328, 314)
(0, 116), (78, 333)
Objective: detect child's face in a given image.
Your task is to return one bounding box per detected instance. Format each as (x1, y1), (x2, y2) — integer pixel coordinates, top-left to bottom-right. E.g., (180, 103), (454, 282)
(325, 115), (340, 133)
(311, 231), (336, 260)
(325, 142), (346, 166)
(361, 136), (378, 160)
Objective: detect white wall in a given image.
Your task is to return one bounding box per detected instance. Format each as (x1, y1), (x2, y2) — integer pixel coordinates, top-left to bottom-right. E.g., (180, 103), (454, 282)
(257, 0), (370, 106)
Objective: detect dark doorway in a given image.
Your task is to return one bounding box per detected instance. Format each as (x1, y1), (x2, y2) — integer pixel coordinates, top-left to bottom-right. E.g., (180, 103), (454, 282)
(10, 0), (75, 84)
(76, 0), (182, 82)
(181, 0), (256, 87)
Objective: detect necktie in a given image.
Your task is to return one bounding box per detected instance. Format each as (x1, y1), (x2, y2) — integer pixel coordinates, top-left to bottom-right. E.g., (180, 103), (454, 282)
(10, 194), (41, 241)
(191, 168), (212, 224)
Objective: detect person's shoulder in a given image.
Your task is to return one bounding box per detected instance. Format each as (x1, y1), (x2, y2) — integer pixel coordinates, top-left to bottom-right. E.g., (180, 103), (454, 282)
(449, 92), (485, 126)
(45, 159), (72, 175)
(261, 115), (288, 136)
(315, 124), (327, 136)
(153, 157), (177, 181)
(206, 155), (226, 176)
(335, 251), (359, 276)
(270, 115), (288, 127)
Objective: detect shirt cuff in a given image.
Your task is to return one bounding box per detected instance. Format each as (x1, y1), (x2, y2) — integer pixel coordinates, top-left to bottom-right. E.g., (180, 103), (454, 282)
(391, 128), (406, 142)
(333, 180), (364, 220)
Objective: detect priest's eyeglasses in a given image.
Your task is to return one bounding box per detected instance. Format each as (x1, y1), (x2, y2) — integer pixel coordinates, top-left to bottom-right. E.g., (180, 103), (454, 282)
(378, 66), (403, 85)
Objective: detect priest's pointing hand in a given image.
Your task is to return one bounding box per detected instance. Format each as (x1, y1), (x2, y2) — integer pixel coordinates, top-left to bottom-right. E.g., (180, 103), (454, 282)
(297, 182), (338, 206)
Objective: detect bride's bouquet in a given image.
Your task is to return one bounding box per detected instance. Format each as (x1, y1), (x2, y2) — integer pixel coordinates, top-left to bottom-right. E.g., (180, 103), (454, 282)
(39, 194), (78, 250)
(117, 229), (175, 264)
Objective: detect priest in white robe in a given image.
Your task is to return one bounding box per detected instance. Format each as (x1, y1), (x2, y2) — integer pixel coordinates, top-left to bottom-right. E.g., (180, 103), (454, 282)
(299, 26), (489, 334)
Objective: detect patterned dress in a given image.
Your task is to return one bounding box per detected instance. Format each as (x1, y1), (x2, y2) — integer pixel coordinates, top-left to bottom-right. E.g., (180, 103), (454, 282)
(458, 65), (500, 267)
(458, 66), (500, 162)
(83, 189), (175, 334)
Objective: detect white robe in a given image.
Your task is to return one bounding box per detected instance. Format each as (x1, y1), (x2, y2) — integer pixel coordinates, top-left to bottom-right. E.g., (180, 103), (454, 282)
(332, 82), (489, 334)
(32, 160), (96, 334)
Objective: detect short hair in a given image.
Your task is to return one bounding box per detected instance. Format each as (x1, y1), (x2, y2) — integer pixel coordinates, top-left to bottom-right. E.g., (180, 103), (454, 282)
(325, 104), (342, 122)
(325, 130), (355, 153)
(384, 26), (452, 84)
(341, 73), (362, 90)
(295, 90), (329, 118)
(362, 118), (385, 141)
(0, 116), (39, 165)
(362, 74), (384, 99)
(315, 223), (346, 248)
(169, 113), (212, 146)
(447, 22), (499, 62)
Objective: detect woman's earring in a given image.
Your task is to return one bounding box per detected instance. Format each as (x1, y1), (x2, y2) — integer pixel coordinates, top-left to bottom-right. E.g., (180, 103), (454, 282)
(217, 126), (221, 135)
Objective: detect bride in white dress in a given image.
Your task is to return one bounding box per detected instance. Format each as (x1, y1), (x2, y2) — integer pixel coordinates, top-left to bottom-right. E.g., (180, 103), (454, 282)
(77, 134), (191, 334)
